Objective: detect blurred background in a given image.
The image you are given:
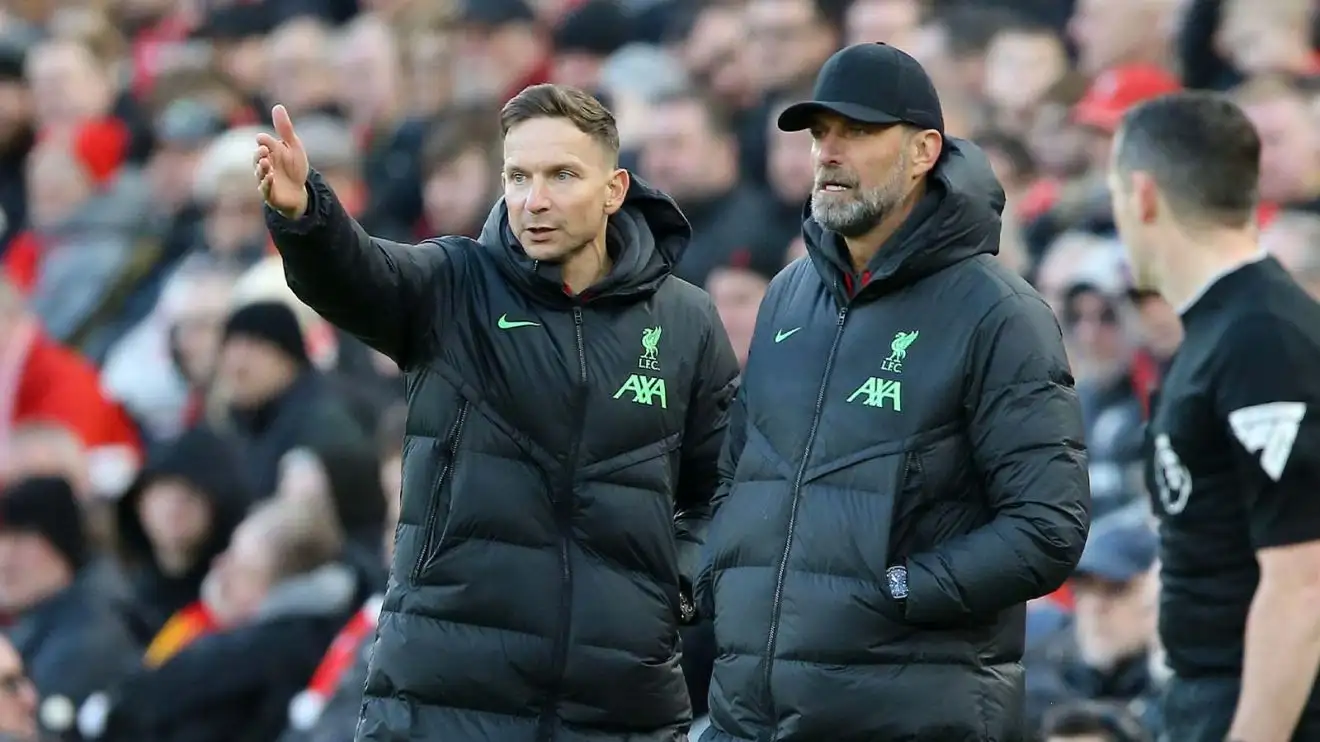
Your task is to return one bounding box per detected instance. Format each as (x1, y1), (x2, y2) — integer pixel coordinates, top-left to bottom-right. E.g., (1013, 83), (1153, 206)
(0, 0), (1315, 740)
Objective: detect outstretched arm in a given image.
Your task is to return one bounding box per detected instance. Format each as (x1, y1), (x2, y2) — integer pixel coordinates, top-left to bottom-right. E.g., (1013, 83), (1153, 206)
(257, 104), (456, 368)
(266, 171), (455, 368)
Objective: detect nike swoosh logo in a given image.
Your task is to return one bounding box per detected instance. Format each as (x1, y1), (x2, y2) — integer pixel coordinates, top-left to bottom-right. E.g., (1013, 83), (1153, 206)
(497, 314), (540, 329)
(774, 328), (801, 343)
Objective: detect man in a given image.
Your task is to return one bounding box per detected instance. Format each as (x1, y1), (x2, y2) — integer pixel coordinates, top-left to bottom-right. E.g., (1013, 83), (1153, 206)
(1108, 91), (1320, 742)
(255, 83), (737, 741)
(0, 477), (137, 740)
(214, 300), (365, 497)
(696, 43), (1090, 741)
(1026, 506), (1163, 733)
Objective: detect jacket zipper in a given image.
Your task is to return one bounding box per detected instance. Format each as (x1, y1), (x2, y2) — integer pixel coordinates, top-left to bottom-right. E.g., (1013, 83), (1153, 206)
(540, 307), (588, 742)
(904, 450), (922, 483)
(760, 307), (848, 727)
(411, 401), (470, 583)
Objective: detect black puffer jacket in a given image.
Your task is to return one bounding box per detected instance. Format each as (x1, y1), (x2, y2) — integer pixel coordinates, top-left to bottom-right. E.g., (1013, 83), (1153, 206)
(697, 140), (1090, 742)
(267, 171), (738, 742)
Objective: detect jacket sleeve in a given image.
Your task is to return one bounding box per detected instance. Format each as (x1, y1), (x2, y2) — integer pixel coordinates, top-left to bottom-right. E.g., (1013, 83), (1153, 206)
(266, 169), (456, 369)
(673, 297), (740, 614)
(903, 292), (1090, 624)
(693, 376), (746, 620)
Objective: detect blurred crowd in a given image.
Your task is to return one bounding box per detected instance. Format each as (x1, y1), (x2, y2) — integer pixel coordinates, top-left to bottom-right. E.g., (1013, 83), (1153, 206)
(0, 0), (1316, 739)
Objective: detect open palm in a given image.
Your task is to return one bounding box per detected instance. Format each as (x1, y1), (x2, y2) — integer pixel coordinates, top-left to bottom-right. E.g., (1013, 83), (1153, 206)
(254, 104), (310, 218)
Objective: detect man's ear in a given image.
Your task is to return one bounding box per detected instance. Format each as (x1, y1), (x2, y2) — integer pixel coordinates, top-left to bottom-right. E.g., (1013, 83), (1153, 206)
(604, 168), (630, 216)
(910, 129), (943, 178)
(1132, 171), (1161, 224)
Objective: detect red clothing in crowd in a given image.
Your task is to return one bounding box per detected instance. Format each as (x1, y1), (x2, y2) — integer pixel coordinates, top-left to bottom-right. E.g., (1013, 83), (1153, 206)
(287, 596), (383, 732)
(0, 316), (142, 486)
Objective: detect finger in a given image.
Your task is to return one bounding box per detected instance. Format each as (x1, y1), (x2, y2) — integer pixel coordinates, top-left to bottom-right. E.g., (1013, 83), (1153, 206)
(259, 173), (274, 198)
(271, 104), (299, 146)
(255, 132), (280, 151)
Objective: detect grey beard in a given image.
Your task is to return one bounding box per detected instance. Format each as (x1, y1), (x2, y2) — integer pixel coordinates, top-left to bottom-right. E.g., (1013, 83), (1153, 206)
(811, 160), (910, 238)
(811, 193), (889, 238)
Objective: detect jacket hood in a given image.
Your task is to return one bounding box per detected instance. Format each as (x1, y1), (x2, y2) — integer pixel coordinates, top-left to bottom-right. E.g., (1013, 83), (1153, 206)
(117, 427), (256, 576)
(803, 137), (1006, 301)
(477, 174), (691, 304)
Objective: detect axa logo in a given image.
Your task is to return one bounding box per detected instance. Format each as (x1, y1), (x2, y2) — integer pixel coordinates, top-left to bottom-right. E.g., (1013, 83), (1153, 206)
(847, 377), (903, 410)
(847, 330), (917, 411)
(614, 326), (668, 408)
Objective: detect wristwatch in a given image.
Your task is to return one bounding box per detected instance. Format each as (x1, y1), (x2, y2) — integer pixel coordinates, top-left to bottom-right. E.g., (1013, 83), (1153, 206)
(886, 565), (909, 601)
(678, 591), (696, 623)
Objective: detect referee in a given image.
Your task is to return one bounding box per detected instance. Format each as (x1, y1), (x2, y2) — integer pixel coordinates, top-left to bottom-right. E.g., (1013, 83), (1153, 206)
(1109, 92), (1320, 742)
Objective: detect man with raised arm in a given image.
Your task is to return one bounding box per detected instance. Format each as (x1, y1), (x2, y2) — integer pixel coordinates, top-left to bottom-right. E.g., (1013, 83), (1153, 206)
(255, 85), (738, 742)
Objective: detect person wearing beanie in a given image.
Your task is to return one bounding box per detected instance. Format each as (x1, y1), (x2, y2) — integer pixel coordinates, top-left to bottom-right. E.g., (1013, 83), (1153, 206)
(0, 477), (138, 740)
(215, 300), (367, 497)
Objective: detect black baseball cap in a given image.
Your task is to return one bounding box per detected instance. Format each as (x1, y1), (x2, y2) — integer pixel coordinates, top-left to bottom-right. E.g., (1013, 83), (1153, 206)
(778, 43), (944, 134)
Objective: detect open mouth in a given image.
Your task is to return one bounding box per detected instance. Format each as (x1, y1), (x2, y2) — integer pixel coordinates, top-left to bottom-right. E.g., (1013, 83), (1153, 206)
(526, 227), (557, 237)
(816, 181), (853, 193)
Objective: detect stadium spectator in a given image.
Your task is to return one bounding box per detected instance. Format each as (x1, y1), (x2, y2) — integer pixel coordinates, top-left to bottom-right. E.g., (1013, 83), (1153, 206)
(1026, 506), (1163, 734)
(114, 426), (253, 644)
(0, 477), (138, 741)
(212, 301), (366, 497)
(87, 497), (360, 742)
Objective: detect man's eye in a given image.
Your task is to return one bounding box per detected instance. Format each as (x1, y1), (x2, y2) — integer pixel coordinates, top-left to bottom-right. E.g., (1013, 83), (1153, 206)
(556, 171), (573, 181)
(510, 173), (526, 184)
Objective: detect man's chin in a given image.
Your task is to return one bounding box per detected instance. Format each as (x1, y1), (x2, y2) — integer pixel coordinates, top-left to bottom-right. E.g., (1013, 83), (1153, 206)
(522, 243), (570, 262)
(811, 202), (881, 238)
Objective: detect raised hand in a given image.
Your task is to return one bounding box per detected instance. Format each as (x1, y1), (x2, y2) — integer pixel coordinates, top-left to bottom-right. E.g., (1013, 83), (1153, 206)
(254, 104), (310, 219)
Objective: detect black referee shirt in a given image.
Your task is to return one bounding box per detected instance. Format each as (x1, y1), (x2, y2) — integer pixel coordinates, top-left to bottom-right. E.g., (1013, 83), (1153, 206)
(1148, 255), (1320, 681)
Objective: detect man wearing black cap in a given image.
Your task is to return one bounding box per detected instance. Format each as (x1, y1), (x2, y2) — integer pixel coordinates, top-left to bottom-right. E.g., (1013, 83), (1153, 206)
(216, 301), (365, 497)
(0, 477), (137, 740)
(696, 43), (1089, 741)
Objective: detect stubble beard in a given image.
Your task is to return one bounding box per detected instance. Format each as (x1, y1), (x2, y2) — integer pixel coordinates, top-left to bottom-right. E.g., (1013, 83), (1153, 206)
(811, 156), (911, 238)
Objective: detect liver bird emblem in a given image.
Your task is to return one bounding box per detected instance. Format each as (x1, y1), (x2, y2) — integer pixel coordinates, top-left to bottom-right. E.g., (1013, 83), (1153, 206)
(641, 326), (662, 360)
(889, 331), (919, 361)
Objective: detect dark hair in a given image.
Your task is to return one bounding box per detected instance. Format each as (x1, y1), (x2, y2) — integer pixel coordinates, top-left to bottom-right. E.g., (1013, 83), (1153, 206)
(1041, 700), (1152, 742)
(1114, 91), (1260, 228)
(500, 83), (620, 158)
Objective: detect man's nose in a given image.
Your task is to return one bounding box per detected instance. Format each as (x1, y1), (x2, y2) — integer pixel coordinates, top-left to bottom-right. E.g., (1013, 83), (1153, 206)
(524, 181), (552, 213)
(814, 133), (845, 166)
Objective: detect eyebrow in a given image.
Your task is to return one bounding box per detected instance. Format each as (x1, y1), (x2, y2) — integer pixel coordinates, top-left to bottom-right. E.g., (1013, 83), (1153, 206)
(503, 161), (586, 174)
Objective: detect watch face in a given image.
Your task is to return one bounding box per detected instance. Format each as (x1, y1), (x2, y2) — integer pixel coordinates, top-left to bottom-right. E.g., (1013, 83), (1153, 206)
(886, 566), (908, 599)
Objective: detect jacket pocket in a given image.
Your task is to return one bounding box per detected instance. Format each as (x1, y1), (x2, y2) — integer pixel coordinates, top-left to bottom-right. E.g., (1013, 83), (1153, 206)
(886, 449), (926, 564)
(411, 401), (470, 584)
